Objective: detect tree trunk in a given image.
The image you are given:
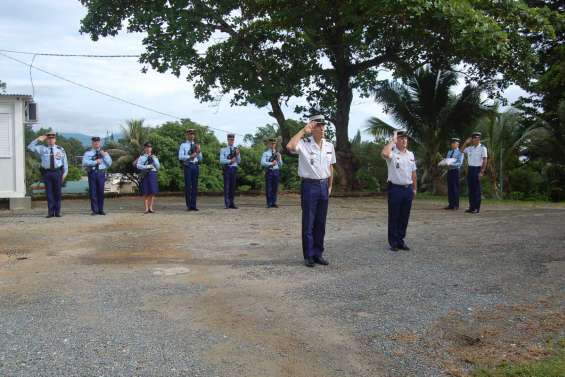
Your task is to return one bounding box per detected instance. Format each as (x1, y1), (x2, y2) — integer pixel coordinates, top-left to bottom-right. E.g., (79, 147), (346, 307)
(268, 99), (290, 148)
(333, 78), (355, 191)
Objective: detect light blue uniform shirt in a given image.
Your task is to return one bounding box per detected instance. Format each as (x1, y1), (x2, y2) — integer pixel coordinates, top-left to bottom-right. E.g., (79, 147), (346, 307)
(446, 148), (464, 169)
(27, 140), (68, 175)
(261, 149), (283, 170)
(82, 149), (112, 170)
(220, 145), (241, 167)
(178, 141), (203, 164)
(137, 154), (161, 171)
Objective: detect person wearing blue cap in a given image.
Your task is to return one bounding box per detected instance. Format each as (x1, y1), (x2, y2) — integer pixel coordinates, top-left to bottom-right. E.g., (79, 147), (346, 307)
(382, 130), (417, 252)
(261, 138), (283, 208)
(179, 129), (202, 211)
(83, 136), (112, 215)
(444, 137), (464, 210)
(219, 134), (241, 209)
(287, 115), (336, 268)
(136, 142), (161, 214)
(461, 132), (488, 214)
(27, 129), (68, 218)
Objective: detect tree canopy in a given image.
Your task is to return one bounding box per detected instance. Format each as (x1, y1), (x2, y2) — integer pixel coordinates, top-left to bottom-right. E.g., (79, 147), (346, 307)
(79, 0), (559, 189)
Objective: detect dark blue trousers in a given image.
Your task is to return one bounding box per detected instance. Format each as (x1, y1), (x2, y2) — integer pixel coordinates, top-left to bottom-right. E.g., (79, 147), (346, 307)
(265, 169), (280, 207)
(387, 183), (413, 248)
(88, 170), (106, 213)
(43, 169), (62, 216)
(183, 164), (199, 209)
(467, 166), (482, 211)
(447, 169), (460, 209)
(301, 179), (329, 259)
(223, 166), (237, 208)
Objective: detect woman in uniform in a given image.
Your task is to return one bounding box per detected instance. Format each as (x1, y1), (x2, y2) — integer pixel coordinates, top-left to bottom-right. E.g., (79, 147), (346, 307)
(137, 142), (161, 213)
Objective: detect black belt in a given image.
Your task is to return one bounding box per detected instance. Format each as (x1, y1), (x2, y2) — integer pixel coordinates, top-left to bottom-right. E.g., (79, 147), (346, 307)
(388, 182), (412, 188)
(42, 167), (62, 172)
(301, 178), (328, 184)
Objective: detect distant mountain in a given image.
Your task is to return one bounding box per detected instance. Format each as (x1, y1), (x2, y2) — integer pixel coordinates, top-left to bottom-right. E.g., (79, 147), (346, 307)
(61, 132), (123, 147)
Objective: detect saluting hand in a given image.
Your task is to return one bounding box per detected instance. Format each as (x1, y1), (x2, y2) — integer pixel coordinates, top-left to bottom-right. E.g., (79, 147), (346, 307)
(303, 121), (315, 135)
(38, 135), (47, 142)
(392, 131), (398, 144)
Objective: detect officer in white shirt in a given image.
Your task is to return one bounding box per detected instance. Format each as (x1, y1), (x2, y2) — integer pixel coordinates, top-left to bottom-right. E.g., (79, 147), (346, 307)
(461, 132), (488, 214)
(381, 130), (417, 252)
(287, 115), (336, 268)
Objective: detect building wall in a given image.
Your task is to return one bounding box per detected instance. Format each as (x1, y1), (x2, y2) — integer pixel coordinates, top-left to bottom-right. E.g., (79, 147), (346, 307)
(0, 97), (26, 198)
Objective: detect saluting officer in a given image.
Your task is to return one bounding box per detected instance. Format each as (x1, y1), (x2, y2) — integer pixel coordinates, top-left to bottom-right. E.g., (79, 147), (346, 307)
(287, 115), (335, 268)
(461, 132), (488, 214)
(219, 133), (241, 209)
(381, 130), (417, 252)
(444, 137), (464, 210)
(179, 129), (202, 211)
(261, 137), (283, 208)
(27, 129), (68, 218)
(82, 136), (112, 215)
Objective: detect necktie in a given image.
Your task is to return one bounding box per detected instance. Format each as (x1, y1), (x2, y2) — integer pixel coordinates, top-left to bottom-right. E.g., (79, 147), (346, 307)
(49, 147), (55, 169)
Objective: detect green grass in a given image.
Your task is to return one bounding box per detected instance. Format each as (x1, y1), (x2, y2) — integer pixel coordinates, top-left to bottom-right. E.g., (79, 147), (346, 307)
(472, 349), (565, 377)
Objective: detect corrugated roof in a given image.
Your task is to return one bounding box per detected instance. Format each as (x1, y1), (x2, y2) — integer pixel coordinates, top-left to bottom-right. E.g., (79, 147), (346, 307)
(0, 93), (33, 98)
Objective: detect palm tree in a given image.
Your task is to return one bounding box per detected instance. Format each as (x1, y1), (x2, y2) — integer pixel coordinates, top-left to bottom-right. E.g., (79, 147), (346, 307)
(105, 119), (151, 188)
(367, 67), (491, 193)
(478, 109), (533, 198)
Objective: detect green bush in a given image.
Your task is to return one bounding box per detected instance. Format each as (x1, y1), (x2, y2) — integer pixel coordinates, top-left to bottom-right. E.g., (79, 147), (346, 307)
(508, 167), (545, 199)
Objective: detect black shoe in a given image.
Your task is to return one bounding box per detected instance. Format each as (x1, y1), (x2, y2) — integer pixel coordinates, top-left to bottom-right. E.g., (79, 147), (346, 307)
(271, 204), (279, 208)
(229, 205), (238, 209)
(305, 258), (315, 268)
(313, 256), (329, 265)
(99, 211), (106, 215)
(192, 208), (199, 211)
(454, 207), (459, 210)
(398, 244), (410, 251)
(148, 209), (155, 213)
(444, 206), (454, 210)
(187, 208), (192, 211)
(465, 209), (475, 213)
(46, 214), (54, 218)
(390, 246), (399, 252)
(55, 213), (62, 218)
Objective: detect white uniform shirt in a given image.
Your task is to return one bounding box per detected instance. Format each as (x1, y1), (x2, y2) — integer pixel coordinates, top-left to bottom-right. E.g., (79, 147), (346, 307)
(384, 146), (417, 185)
(294, 137), (336, 179)
(464, 144), (488, 167)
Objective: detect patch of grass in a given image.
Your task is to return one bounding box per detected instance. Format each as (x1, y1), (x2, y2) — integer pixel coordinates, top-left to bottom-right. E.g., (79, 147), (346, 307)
(472, 347), (565, 377)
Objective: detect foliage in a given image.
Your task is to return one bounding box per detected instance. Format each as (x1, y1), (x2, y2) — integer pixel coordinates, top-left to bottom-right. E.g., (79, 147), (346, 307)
(473, 343), (565, 377)
(515, 0), (565, 165)
(367, 67), (491, 193)
(80, 0), (557, 190)
(478, 109), (534, 197)
(0, 79), (6, 93)
(105, 119), (151, 188)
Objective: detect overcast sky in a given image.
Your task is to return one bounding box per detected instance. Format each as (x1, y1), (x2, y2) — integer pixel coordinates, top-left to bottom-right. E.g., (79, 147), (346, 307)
(1, 0), (527, 141)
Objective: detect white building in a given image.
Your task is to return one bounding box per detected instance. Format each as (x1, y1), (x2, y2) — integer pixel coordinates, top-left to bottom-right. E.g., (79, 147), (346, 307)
(0, 94), (34, 209)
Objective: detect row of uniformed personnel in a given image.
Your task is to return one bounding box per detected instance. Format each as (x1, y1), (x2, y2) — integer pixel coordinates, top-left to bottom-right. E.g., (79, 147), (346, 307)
(27, 129), (284, 216)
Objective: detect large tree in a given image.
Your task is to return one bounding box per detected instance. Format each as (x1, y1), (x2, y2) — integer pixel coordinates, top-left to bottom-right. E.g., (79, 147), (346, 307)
(367, 67), (490, 193)
(80, 0), (556, 190)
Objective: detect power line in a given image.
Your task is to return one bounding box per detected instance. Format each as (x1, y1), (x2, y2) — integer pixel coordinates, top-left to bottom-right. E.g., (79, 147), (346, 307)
(0, 51), (243, 136)
(0, 49), (140, 58)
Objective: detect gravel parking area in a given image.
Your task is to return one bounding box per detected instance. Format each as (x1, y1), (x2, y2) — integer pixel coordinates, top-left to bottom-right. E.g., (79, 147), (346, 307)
(1, 195), (564, 376)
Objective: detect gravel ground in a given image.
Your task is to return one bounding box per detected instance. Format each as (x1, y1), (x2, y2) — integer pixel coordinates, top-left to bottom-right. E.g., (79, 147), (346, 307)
(0, 195), (564, 377)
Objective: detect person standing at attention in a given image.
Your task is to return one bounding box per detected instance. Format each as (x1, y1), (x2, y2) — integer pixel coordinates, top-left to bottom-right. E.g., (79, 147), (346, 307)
(287, 115), (336, 268)
(381, 130), (417, 252)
